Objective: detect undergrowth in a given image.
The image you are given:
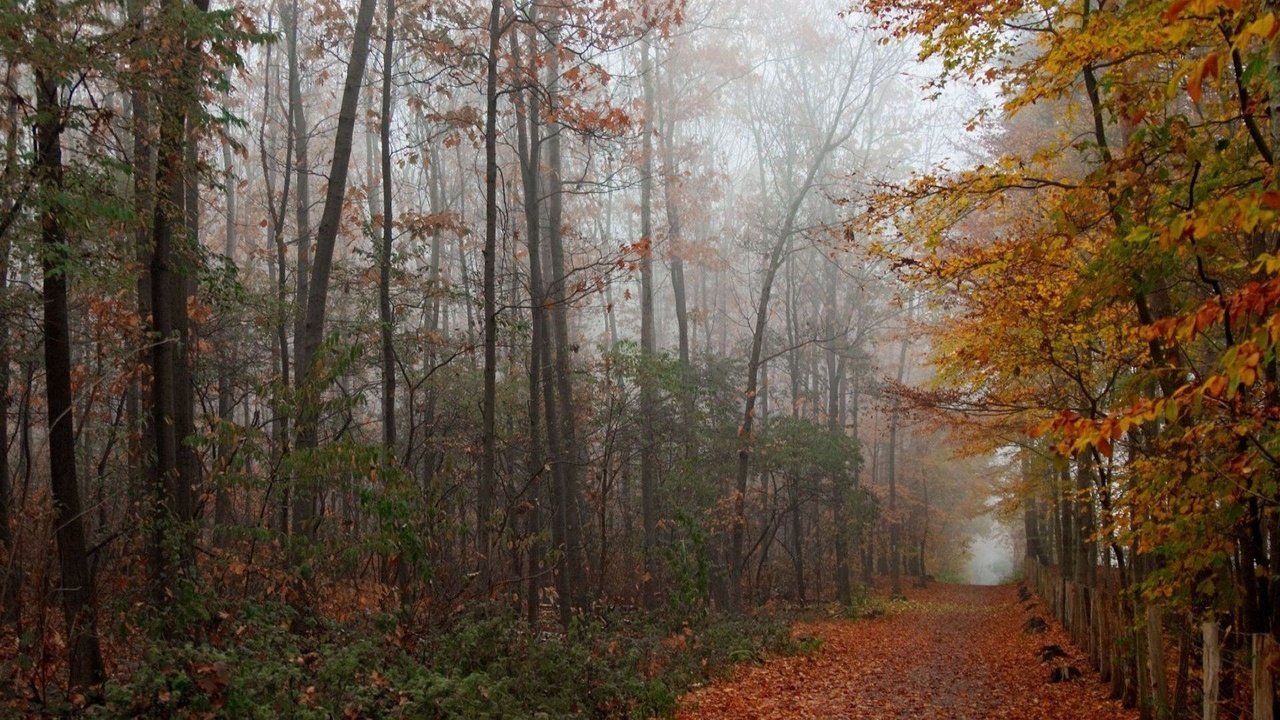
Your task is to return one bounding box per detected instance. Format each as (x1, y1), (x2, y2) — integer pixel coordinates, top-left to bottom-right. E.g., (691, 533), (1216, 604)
(8, 601), (796, 719)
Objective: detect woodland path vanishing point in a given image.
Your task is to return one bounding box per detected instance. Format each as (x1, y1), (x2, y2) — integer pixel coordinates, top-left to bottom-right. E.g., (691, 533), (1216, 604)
(676, 583), (1139, 720)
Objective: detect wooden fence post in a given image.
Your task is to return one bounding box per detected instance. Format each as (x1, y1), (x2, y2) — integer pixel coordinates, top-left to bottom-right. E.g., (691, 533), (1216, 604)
(1254, 634), (1275, 720)
(1094, 592), (1104, 672)
(1147, 605), (1169, 718)
(1203, 622), (1220, 720)
(1109, 602), (1124, 700)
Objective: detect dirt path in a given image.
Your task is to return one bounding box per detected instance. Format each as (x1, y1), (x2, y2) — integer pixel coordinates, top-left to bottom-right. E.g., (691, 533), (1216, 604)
(676, 583), (1138, 719)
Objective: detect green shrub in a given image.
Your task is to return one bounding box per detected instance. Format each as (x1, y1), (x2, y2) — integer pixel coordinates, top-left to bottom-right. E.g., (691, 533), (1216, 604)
(72, 599), (797, 719)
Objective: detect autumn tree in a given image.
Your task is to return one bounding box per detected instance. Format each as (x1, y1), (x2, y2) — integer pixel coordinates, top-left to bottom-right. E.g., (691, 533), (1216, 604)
(865, 0), (1280, 711)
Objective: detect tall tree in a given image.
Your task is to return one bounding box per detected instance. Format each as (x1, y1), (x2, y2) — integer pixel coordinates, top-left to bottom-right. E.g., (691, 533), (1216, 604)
(542, 15), (586, 613)
(145, 0), (211, 603)
(512, 20), (545, 624)
(0, 62), (20, 627)
(477, 0), (502, 595)
(638, 33), (659, 611)
(215, 137), (239, 536)
(825, 260), (852, 604)
(293, 0), (378, 553)
(34, 5), (105, 683)
(379, 0), (397, 458)
(886, 301), (909, 598)
(257, 17), (295, 533)
(287, 0), (311, 385)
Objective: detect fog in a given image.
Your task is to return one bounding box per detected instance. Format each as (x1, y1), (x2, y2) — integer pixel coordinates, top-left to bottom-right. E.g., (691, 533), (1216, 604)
(966, 521), (1015, 586)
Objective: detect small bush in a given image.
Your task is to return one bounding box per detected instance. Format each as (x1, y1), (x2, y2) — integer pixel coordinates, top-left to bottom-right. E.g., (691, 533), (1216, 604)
(842, 587), (888, 620)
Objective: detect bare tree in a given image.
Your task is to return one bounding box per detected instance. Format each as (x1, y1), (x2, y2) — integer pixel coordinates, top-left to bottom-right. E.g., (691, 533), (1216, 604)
(719, 13), (908, 606)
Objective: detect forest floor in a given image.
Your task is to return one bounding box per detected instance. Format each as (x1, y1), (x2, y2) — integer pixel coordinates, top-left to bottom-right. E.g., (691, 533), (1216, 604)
(675, 582), (1139, 719)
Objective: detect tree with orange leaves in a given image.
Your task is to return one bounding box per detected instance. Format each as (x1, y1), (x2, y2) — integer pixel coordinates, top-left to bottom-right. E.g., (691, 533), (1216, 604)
(864, 0), (1280, 712)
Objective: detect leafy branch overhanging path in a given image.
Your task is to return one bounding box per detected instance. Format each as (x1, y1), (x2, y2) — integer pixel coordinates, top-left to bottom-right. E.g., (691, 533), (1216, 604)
(677, 584), (1138, 720)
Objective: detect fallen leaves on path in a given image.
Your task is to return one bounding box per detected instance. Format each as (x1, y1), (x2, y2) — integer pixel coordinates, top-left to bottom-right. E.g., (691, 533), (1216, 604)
(676, 584), (1138, 719)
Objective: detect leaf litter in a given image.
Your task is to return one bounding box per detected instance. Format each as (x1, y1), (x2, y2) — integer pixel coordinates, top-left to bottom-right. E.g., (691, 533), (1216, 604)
(676, 584), (1137, 719)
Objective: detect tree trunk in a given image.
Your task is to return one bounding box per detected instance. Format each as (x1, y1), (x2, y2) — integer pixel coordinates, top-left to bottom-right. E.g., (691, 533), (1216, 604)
(146, 0), (207, 605)
(214, 138), (238, 538)
(778, 257), (798, 599)
(657, 60), (691, 381)
(638, 35), (659, 611)
(1203, 621), (1221, 720)
(287, 0), (311, 384)
(476, 0), (501, 596)
(379, 0), (397, 455)
(788, 473), (805, 603)
(513, 25), (543, 624)
(852, 371), (873, 589)
(917, 472), (929, 587)
(1022, 453), (1044, 563)
(543, 20), (586, 611)
(292, 0), (378, 608)
(887, 305), (910, 598)
(35, 51), (105, 687)
(0, 276), (12, 630)
(1075, 455), (1098, 587)
(0, 66), (20, 627)
(514, 19), (574, 625)
(126, 0), (155, 562)
(258, 30), (294, 533)
(1145, 605), (1169, 718)
(827, 336), (850, 603)
(176, 106), (201, 549)
(419, 152), (444, 487)
(129, 49), (157, 600)
(660, 116), (696, 481)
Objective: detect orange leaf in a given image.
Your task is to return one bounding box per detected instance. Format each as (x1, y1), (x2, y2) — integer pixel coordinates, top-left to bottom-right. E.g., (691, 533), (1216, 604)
(1187, 53), (1218, 103)
(1205, 375), (1228, 397)
(1163, 0), (1191, 22)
